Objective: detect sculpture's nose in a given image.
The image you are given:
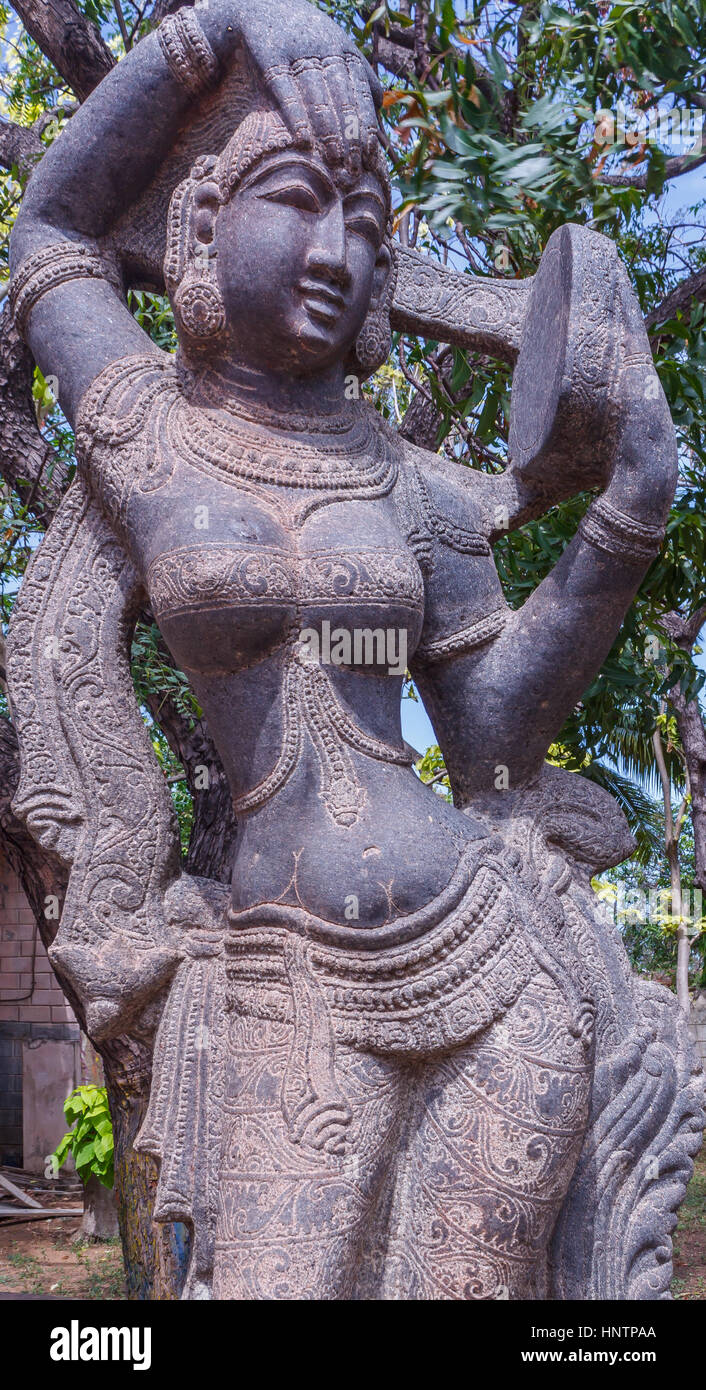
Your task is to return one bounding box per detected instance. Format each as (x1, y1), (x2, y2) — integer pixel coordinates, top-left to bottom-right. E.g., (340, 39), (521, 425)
(306, 199), (349, 286)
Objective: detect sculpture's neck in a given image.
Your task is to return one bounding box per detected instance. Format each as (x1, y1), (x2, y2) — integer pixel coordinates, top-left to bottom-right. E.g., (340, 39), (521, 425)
(182, 354), (355, 432)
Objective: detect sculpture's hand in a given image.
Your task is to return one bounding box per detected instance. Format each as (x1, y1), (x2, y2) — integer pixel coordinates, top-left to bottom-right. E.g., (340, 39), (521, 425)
(504, 224), (677, 525)
(198, 0), (381, 155)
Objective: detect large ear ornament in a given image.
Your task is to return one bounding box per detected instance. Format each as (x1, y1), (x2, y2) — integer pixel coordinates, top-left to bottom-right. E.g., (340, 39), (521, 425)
(353, 235), (396, 378)
(165, 158), (227, 346)
(174, 266), (227, 341)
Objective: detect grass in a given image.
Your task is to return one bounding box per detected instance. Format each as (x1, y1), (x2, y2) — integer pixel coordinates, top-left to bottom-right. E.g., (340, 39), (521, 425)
(0, 1229), (125, 1299)
(671, 1144), (706, 1300)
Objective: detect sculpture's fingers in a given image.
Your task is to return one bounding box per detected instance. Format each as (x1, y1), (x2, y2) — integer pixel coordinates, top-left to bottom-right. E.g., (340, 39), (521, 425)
(292, 57), (345, 164)
(261, 50), (380, 169)
(343, 52), (381, 160)
(261, 61), (311, 144)
(321, 57), (362, 175)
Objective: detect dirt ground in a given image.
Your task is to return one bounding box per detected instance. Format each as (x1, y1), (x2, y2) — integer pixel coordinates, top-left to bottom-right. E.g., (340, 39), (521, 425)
(0, 1177), (124, 1299)
(0, 1147), (704, 1300)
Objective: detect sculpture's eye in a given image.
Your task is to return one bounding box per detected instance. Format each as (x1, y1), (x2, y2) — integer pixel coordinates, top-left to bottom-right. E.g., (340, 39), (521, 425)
(260, 182), (322, 214)
(345, 211), (383, 246)
(343, 194), (385, 247)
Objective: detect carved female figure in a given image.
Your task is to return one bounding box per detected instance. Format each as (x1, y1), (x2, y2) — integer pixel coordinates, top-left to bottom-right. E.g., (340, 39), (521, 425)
(7, 0), (703, 1299)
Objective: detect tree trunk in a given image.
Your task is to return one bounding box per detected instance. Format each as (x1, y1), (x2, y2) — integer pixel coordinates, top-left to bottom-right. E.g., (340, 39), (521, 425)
(669, 839), (691, 1016)
(103, 1039), (188, 1299)
(9, 0), (114, 101)
(81, 1176), (119, 1241)
(660, 607), (706, 1003)
(669, 680), (706, 894)
(78, 1038), (119, 1240)
(653, 724), (691, 1014)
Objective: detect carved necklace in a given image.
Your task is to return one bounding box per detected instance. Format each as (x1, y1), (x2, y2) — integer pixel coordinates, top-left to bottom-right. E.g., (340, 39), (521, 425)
(190, 364), (356, 437)
(232, 644), (413, 828)
(168, 388), (398, 493)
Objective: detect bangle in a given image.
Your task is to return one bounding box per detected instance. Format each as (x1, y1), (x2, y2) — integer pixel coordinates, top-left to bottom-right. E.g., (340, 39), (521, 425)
(10, 242), (106, 334)
(580, 496), (664, 562)
(157, 9), (219, 97)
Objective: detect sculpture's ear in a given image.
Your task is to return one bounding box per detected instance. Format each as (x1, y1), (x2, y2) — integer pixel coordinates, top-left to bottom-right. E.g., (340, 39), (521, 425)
(192, 179), (222, 247)
(370, 240), (393, 310)
(353, 237), (396, 378)
(164, 156), (219, 290)
(166, 161), (228, 347)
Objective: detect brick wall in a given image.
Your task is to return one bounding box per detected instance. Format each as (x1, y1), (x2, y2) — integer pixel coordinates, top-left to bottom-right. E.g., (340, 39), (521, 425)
(690, 990), (706, 1073)
(0, 851), (79, 1167)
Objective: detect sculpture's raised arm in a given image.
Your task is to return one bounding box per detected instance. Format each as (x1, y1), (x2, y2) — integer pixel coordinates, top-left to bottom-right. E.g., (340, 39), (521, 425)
(391, 244), (532, 365)
(411, 223), (678, 805)
(9, 0), (380, 423)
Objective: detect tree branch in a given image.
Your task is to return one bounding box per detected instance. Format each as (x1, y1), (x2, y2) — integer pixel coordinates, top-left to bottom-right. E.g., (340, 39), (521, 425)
(0, 305), (69, 526)
(363, 3), (495, 100)
(10, 0), (115, 102)
(645, 264), (706, 333)
(0, 118), (43, 177)
(597, 148), (706, 190)
(661, 605), (706, 650)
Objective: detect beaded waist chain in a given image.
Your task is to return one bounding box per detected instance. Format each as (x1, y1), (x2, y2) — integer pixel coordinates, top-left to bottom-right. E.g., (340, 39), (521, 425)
(225, 843), (537, 1058)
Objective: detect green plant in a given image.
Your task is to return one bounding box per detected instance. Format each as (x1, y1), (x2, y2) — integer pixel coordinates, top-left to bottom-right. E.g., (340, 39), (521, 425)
(52, 1085), (115, 1190)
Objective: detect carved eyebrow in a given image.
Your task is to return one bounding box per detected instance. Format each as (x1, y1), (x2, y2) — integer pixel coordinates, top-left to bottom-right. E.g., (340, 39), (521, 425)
(242, 157), (336, 199)
(343, 187), (386, 213)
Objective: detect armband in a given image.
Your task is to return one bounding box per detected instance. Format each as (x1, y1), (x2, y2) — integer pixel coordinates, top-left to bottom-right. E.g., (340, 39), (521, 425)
(580, 496), (664, 562)
(10, 242), (106, 334)
(157, 9), (220, 97)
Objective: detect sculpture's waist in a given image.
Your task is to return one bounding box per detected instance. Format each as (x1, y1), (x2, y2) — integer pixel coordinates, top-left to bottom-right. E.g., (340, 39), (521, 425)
(225, 844), (537, 1055)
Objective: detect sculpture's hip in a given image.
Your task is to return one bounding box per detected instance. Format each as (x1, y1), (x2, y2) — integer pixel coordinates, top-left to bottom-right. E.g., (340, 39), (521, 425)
(212, 842), (594, 1299)
(224, 842), (538, 1061)
(139, 835), (598, 1299)
(213, 968), (592, 1300)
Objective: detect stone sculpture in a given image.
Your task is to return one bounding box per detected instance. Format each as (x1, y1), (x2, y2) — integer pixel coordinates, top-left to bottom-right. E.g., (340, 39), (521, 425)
(6, 0), (704, 1300)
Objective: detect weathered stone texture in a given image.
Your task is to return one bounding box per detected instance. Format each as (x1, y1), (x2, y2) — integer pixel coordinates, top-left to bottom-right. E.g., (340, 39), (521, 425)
(5, 0), (703, 1298)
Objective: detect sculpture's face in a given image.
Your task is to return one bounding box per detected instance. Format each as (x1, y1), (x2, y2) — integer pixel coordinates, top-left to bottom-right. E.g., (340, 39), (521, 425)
(214, 149), (390, 374)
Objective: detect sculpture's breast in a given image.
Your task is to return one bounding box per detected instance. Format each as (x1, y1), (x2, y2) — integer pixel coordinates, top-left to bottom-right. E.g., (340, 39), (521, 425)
(74, 352), (424, 674)
(146, 532), (299, 673)
(142, 492), (425, 676)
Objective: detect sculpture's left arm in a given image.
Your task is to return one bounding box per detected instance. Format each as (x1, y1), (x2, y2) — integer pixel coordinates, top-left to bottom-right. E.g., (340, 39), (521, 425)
(412, 282), (677, 806)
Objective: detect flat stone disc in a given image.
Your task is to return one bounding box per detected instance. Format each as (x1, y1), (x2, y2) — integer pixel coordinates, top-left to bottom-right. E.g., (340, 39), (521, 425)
(508, 223), (620, 493)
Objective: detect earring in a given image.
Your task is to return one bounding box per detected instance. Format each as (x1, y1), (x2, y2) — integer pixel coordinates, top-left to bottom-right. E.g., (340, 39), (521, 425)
(175, 244), (226, 341)
(354, 306), (391, 376)
(353, 234), (395, 377)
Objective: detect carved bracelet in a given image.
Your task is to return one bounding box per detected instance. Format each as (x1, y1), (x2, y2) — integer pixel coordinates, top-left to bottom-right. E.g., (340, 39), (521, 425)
(10, 242), (107, 334)
(580, 496), (664, 562)
(157, 9), (220, 98)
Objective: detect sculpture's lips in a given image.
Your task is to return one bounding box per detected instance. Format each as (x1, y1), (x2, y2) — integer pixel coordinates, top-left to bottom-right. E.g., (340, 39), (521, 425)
(298, 278), (346, 324)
